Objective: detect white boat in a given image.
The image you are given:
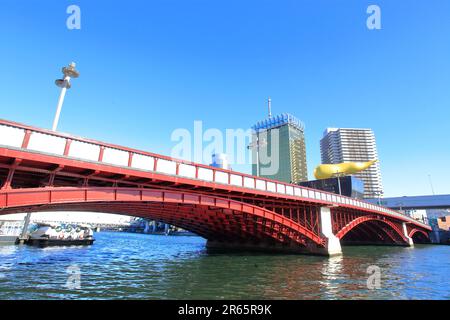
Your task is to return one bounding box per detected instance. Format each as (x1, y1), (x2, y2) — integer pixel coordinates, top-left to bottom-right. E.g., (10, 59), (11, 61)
(26, 223), (95, 246)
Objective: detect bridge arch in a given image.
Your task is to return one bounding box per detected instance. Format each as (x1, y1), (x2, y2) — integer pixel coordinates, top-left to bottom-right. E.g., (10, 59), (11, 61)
(0, 187), (326, 253)
(408, 228), (430, 244)
(336, 216), (409, 245)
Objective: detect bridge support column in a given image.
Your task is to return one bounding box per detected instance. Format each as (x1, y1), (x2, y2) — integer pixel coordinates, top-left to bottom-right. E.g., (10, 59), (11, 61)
(402, 222), (414, 246)
(318, 207), (342, 256)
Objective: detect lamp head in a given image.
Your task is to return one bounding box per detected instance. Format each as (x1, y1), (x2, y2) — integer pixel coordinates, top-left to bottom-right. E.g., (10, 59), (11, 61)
(62, 62), (80, 78)
(55, 79), (71, 89)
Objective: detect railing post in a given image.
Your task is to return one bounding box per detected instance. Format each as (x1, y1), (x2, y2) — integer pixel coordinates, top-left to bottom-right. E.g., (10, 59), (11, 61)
(21, 130), (32, 149)
(128, 152), (133, 167)
(63, 139), (72, 156)
(98, 146), (105, 162)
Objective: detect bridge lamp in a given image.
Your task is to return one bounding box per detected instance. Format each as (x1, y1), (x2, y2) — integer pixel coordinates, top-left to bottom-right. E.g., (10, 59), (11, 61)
(248, 97), (271, 177)
(331, 171), (346, 195)
(248, 135), (267, 177)
(396, 202), (404, 213)
(52, 62), (80, 131)
(375, 191), (383, 206)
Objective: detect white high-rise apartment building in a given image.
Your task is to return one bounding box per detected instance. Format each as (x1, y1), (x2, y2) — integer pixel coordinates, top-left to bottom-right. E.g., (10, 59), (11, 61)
(320, 128), (383, 199)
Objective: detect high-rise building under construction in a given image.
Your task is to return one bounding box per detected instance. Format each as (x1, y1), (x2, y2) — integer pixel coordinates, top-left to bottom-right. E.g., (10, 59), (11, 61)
(251, 100), (308, 183)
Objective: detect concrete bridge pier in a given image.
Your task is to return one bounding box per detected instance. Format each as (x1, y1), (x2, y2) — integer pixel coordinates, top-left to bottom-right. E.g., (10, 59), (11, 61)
(402, 222), (414, 246)
(316, 206), (342, 256)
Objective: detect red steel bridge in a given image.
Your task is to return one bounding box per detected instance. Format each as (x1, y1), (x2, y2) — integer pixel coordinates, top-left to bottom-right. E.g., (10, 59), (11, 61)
(0, 119), (431, 255)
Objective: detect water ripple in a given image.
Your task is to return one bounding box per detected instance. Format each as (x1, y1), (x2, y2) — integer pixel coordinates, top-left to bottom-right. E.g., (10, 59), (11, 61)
(0, 232), (448, 299)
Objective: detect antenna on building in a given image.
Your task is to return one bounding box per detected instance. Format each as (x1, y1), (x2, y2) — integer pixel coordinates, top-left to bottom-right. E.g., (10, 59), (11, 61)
(428, 174), (436, 195)
(268, 97), (272, 118)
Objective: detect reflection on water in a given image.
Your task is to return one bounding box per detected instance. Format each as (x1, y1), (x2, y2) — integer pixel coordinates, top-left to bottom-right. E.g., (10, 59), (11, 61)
(319, 255), (344, 299)
(0, 232), (448, 300)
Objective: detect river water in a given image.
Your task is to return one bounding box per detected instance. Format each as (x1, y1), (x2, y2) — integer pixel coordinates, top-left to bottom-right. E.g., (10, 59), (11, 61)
(0, 232), (448, 300)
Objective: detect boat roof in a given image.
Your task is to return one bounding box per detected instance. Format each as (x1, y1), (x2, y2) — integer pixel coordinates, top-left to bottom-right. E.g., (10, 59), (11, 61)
(35, 222), (59, 228)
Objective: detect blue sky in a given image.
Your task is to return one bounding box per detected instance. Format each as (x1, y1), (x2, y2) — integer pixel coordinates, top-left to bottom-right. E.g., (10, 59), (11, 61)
(0, 0), (449, 197)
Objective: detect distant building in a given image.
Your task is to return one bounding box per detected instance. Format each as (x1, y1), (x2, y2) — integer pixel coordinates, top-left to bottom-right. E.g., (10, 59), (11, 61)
(403, 209), (428, 224)
(299, 176), (365, 199)
(320, 128), (383, 199)
(429, 216), (450, 244)
(251, 113), (308, 183)
(366, 195), (450, 212)
(426, 208), (450, 219)
(436, 216), (450, 231)
(210, 153), (231, 170)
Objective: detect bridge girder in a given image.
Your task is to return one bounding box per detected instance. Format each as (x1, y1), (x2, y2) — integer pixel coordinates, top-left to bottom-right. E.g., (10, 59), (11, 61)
(0, 186), (331, 254)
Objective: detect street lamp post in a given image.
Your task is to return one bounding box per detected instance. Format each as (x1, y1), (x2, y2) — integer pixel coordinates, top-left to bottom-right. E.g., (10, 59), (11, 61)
(52, 62), (79, 131)
(396, 202), (404, 214)
(22, 64), (78, 243)
(376, 191), (382, 206)
(332, 171), (345, 195)
(248, 133), (267, 177)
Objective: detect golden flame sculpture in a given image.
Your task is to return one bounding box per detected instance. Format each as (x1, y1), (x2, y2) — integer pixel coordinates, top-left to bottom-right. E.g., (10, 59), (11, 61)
(313, 160), (378, 180)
